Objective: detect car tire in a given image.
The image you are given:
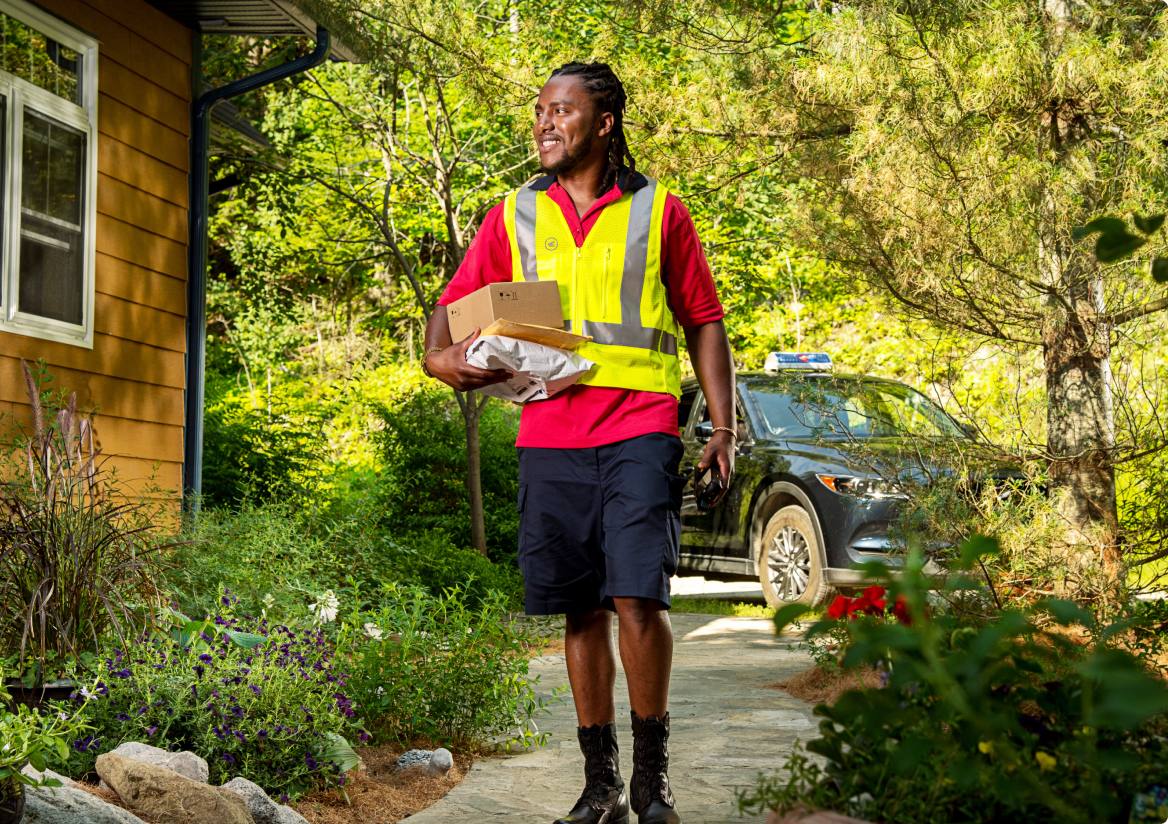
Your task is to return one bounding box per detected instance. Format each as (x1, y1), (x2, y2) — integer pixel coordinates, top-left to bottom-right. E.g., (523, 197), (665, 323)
(757, 504), (831, 608)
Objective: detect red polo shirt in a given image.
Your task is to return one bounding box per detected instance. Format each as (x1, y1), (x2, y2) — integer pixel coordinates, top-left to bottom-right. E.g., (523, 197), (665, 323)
(438, 176), (724, 448)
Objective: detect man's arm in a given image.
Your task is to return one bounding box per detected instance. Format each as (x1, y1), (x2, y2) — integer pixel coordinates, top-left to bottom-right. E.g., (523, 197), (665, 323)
(422, 305), (512, 391)
(684, 320), (736, 482)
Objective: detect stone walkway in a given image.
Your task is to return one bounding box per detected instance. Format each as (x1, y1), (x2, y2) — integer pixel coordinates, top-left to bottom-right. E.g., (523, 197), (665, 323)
(405, 613), (816, 823)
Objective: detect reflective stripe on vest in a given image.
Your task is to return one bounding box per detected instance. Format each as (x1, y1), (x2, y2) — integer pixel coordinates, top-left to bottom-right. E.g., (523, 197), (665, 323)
(503, 178), (681, 397)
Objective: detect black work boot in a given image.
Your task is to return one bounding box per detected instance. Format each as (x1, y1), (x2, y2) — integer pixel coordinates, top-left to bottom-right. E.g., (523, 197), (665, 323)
(629, 712), (681, 824)
(554, 723), (630, 824)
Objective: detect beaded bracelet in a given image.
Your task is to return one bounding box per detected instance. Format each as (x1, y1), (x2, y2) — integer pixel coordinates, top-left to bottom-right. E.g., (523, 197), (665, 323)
(711, 426), (738, 441)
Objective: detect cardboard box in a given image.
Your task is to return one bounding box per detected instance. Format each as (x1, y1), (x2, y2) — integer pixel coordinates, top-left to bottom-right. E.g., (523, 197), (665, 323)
(446, 281), (565, 342)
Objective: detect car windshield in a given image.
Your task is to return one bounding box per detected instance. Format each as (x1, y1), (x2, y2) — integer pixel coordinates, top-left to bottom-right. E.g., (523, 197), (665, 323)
(749, 378), (966, 439)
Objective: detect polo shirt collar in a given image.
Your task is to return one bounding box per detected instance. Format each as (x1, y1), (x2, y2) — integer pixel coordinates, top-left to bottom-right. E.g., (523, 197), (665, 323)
(527, 169), (649, 196)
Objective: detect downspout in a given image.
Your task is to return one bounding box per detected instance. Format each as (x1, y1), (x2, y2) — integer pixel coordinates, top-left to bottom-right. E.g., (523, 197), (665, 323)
(183, 26), (331, 510)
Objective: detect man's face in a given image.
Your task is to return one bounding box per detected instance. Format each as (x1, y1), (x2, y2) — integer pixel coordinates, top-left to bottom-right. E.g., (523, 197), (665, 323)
(534, 75), (613, 175)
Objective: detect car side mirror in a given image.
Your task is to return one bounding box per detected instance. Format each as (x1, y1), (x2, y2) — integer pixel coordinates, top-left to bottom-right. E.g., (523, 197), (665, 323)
(696, 421), (714, 442)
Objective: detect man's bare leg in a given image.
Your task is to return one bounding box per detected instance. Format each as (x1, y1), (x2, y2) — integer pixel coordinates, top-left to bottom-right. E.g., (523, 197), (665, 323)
(565, 607), (617, 725)
(612, 597), (672, 715)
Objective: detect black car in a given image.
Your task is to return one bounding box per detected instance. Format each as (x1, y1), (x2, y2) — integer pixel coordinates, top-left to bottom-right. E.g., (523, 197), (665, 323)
(677, 354), (977, 607)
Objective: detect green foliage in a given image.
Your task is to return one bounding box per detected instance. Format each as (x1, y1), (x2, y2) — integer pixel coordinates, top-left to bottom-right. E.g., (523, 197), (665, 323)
(166, 502), (522, 619)
(752, 540), (1168, 823)
(339, 583), (550, 750)
(0, 679), (89, 787)
(201, 374), (330, 510)
(61, 609), (364, 799)
(373, 385), (520, 561)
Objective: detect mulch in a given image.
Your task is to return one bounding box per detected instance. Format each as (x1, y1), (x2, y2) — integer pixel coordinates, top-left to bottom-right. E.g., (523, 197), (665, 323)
(771, 664), (883, 706)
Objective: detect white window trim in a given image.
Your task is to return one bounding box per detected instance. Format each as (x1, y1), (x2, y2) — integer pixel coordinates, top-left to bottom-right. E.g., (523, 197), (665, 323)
(0, 0), (98, 348)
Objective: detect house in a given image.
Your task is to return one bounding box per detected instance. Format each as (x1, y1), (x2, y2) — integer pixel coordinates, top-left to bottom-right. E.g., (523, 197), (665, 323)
(0, 0), (358, 502)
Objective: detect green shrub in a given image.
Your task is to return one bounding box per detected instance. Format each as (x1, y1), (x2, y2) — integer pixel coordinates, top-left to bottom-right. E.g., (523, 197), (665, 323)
(746, 538), (1168, 823)
(384, 530), (523, 610)
(339, 583), (549, 750)
(60, 607), (363, 799)
(166, 504), (523, 618)
(201, 380), (327, 509)
(372, 387), (520, 561)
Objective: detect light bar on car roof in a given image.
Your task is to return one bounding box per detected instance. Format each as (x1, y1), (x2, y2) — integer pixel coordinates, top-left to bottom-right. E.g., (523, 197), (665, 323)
(764, 352), (833, 373)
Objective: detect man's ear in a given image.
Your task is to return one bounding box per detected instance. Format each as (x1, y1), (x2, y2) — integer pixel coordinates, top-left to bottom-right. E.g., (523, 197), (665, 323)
(596, 111), (615, 139)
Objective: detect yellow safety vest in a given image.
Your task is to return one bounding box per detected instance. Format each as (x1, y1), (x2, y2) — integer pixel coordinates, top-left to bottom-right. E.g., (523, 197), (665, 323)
(502, 176), (681, 398)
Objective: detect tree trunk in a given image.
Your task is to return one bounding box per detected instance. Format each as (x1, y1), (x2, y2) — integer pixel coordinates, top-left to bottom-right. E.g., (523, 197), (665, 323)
(1041, 275), (1121, 592)
(461, 391), (488, 556)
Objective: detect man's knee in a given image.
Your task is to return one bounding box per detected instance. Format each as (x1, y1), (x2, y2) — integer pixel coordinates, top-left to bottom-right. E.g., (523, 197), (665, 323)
(612, 596), (669, 629)
(566, 607), (612, 636)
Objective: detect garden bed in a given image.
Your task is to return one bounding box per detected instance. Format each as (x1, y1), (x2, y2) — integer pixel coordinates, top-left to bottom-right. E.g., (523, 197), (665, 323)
(55, 745), (470, 824)
(294, 745), (473, 824)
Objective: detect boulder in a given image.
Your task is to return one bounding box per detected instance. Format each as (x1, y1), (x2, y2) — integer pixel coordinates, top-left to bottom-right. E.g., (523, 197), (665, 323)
(24, 782), (146, 824)
(20, 765), (77, 788)
(221, 777), (308, 824)
(108, 741), (210, 784)
(428, 748), (454, 776)
(95, 753), (253, 824)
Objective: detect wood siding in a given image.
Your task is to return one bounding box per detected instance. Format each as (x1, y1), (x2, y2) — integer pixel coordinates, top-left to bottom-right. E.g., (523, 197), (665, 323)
(0, 0), (190, 498)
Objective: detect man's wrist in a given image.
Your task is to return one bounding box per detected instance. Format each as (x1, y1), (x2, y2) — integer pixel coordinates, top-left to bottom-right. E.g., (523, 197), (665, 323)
(421, 345), (445, 378)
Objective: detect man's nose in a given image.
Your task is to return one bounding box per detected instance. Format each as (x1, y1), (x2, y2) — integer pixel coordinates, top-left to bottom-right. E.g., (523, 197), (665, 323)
(536, 110), (553, 130)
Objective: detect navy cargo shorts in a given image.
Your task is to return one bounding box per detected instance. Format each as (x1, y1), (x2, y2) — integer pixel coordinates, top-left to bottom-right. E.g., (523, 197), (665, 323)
(516, 433), (685, 615)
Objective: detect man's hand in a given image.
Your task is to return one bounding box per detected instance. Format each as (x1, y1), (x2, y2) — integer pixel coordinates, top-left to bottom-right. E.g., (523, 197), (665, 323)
(698, 429), (736, 490)
(425, 329), (513, 391)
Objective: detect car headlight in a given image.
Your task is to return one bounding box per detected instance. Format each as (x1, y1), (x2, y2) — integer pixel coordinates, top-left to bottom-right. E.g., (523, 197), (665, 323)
(816, 474), (908, 500)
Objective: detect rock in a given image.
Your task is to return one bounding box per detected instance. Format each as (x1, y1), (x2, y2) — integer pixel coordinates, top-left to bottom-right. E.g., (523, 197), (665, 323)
(24, 782), (146, 824)
(395, 749), (432, 770)
(109, 741), (210, 784)
(95, 753), (253, 824)
(20, 765), (77, 787)
(427, 748), (454, 776)
(221, 777), (307, 824)
(276, 804), (310, 824)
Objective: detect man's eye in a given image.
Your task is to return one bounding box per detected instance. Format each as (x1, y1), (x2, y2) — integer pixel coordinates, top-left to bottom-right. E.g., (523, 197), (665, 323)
(555, 107), (568, 114)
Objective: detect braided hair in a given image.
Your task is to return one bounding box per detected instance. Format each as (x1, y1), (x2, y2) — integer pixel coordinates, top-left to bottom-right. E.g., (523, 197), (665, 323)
(549, 61), (636, 194)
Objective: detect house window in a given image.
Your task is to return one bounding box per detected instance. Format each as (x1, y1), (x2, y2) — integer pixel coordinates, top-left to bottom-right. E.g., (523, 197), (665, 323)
(0, 0), (97, 347)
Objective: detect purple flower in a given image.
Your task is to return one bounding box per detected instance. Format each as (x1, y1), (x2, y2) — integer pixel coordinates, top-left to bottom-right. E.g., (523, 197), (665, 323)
(193, 665), (205, 678)
(249, 685), (262, 696)
(357, 729), (371, 744)
(305, 753), (319, 771)
(146, 725), (158, 737)
(73, 736), (100, 752)
(199, 653), (213, 664)
(115, 712), (131, 722)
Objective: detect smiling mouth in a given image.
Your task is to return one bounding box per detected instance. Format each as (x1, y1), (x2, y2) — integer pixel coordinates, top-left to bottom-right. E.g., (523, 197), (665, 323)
(538, 136), (561, 149)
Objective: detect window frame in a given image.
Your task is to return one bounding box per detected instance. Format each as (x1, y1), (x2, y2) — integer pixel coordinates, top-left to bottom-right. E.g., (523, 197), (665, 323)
(0, 0), (98, 348)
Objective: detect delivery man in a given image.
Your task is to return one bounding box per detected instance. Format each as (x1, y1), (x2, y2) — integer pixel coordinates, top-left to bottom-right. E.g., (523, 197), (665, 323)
(422, 61), (735, 824)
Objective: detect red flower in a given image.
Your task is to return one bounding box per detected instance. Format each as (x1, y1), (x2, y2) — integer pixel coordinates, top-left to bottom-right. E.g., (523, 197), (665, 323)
(826, 595), (852, 620)
(891, 595), (911, 625)
(849, 585), (887, 617)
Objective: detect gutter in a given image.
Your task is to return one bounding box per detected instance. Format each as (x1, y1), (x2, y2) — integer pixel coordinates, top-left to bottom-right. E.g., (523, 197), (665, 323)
(183, 26), (332, 509)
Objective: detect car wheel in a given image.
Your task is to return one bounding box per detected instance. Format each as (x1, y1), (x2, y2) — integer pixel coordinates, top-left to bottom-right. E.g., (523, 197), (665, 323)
(757, 504), (830, 608)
